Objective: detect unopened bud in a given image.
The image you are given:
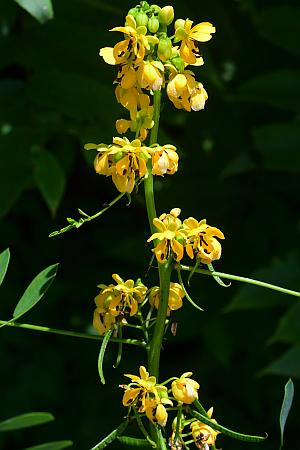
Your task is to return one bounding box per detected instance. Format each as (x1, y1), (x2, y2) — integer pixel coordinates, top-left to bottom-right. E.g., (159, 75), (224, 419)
(158, 37), (172, 61)
(127, 7), (138, 17)
(148, 16), (160, 33)
(150, 4), (161, 14)
(136, 12), (148, 27)
(171, 56), (185, 73)
(174, 18), (185, 30)
(158, 6), (174, 26)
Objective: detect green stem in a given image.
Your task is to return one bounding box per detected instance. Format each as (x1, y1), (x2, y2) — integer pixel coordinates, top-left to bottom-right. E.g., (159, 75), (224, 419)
(143, 89), (170, 449)
(178, 265), (300, 298)
(0, 320), (146, 347)
(144, 89), (161, 235)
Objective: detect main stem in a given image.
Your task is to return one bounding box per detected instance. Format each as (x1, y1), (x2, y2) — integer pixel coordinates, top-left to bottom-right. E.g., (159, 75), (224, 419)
(144, 89), (171, 449)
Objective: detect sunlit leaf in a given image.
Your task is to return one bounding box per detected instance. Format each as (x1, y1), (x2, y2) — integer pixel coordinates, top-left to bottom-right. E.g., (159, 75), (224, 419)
(0, 248), (10, 287)
(14, 0), (54, 24)
(0, 412), (54, 432)
(258, 6), (300, 55)
(22, 441), (72, 450)
(13, 263), (59, 318)
(279, 379), (294, 450)
(32, 148), (66, 217)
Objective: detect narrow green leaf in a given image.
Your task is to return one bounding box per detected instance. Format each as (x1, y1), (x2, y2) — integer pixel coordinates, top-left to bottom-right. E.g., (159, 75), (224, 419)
(279, 379), (294, 450)
(0, 412), (54, 432)
(32, 148), (66, 217)
(14, 0), (54, 24)
(98, 328), (113, 384)
(13, 264), (58, 318)
(0, 264), (59, 329)
(90, 420), (129, 449)
(22, 441), (72, 450)
(191, 409), (267, 442)
(0, 248), (10, 287)
(117, 437), (151, 447)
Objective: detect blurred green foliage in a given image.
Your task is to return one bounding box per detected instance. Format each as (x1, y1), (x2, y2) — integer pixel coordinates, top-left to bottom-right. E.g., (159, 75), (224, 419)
(1, 0), (299, 449)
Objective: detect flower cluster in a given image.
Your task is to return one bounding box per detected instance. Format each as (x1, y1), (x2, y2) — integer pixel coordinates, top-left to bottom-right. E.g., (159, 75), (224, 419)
(148, 208), (224, 264)
(100, 3), (215, 124)
(121, 366), (220, 448)
(93, 274), (147, 335)
(85, 138), (178, 193)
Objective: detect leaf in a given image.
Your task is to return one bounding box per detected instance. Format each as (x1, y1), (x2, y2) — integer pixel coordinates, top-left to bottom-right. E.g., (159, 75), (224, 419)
(90, 420), (129, 450)
(32, 148), (66, 217)
(0, 412), (54, 432)
(14, 0), (54, 24)
(0, 248), (10, 287)
(269, 303), (300, 345)
(260, 346), (300, 378)
(237, 70), (300, 112)
(0, 263), (58, 329)
(117, 437), (151, 448)
(224, 254), (300, 311)
(98, 328), (113, 384)
(257, 6), (300, 55)
(22, 441), (72, 450)
(279, 379), (294, 450)
(253, 123), (300, 172)
(207, 263), (231, 287)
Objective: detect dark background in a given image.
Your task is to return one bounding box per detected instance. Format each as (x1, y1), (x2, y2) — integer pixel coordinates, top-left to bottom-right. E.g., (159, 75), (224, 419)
(1, 0), (300, 449)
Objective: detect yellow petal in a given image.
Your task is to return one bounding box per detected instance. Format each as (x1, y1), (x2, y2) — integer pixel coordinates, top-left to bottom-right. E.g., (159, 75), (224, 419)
(99, 47), (116, 65)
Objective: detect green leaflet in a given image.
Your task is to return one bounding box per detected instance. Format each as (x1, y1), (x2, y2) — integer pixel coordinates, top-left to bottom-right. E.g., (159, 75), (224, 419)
(0, 412), (54, 432)
(90, 420), (129, 449)
(279, 379), (294, 450)
(0, 263), (59, 329)
(14, 0), (54, 24)
(0, 248), (10, 287)
(21, 441), (72, 450)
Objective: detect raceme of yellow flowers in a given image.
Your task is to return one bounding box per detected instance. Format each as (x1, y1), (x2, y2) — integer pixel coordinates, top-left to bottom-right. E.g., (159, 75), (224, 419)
(121, 366), (220, 449)
(85, 2), (215, 194)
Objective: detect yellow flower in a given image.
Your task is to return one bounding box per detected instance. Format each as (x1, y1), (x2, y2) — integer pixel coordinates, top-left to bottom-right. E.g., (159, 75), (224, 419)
(116, 104), (154, 142)
(183, 217), (225, 264)
(171, 372), (200, 404)
(174, 19), (215, 65)
(145, 389), (173, 427)
(122, 366), (158, 412)
(115, 85), (150, 120)
(150, 144), (179, 176)
(93, 306), (116, 336)
(167, 70), (208, 112)
(191, 408), (220, 448)
(137, 60), (164, 91)
(147, 209), (186, 263)
(93, 274), (147, 336)
(148, 282), (185, 315)
(100, 15), (159, 66)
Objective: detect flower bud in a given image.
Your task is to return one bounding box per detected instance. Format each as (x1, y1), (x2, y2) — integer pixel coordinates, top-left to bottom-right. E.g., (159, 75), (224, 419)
(158, 6), (174, 26)
(174, 18), (185, 30)
(148, 16), (160, 33)
(127, 7), (138, 17)
(140, 1), (150, 11)
(157, 37), (172, 61)
(170, 56), (185, 73)
(136, 12), (148, 27)
(150, 4), (161, 14)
